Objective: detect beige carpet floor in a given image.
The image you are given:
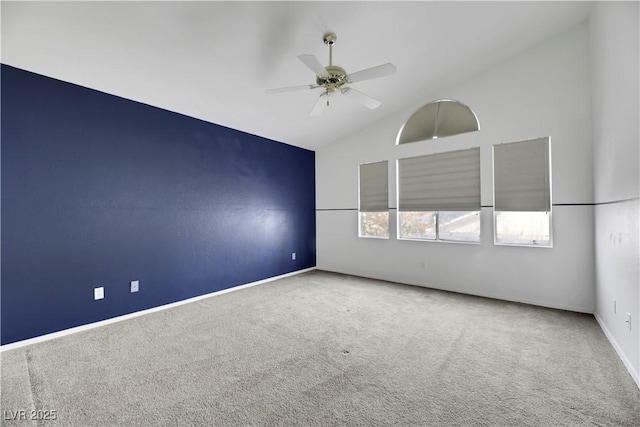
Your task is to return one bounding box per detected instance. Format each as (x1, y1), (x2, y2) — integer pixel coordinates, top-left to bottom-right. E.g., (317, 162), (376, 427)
(2, 270), (639, 426)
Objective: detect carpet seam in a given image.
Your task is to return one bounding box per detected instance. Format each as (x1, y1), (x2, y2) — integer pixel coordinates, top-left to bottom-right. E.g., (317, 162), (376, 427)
(25, 349), (46, 427)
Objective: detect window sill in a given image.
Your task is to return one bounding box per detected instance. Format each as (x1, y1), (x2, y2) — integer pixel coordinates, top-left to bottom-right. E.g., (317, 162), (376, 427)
(494, 241), (553, 248)
(398, 237), (481, 245)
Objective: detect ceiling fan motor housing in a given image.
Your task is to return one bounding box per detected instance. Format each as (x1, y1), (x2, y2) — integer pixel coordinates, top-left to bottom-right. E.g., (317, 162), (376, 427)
(317, 65), (348, 92)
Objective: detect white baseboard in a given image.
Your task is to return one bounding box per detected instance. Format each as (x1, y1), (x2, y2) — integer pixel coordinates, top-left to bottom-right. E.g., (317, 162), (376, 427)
(594, 312), (640, 389)
(1, 267), (317, 352)
(319, 266), (594, 314)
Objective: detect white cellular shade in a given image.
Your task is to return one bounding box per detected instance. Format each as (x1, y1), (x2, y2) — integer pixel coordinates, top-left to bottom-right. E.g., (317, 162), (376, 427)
(398, 148), (480, 212)
(359, 161), (388, 212)
(494, 137), (550, 212)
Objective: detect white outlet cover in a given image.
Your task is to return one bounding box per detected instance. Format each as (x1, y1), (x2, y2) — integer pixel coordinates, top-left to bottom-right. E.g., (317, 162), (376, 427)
(130, 280), (139, 293)
(292, 252), (296, 260)
(94, 287), (104, 300)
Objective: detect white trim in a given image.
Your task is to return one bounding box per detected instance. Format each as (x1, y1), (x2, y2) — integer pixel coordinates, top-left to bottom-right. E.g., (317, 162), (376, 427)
(0, 267), (317, 352)
(594, 313), (640, 389)
(320, 267), (594, 313)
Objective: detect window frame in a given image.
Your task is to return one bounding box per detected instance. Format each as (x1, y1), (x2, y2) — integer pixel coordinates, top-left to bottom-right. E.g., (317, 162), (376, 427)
(493, 211), (553, 247)
(396, 148), (481, 244)
(492, 137), (553, 248)
(358, 160), (389, 239)
(397, 210), (481, 244)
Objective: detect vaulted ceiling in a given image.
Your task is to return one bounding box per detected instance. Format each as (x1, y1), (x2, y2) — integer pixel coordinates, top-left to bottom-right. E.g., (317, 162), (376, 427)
(1, 1), (592, 150)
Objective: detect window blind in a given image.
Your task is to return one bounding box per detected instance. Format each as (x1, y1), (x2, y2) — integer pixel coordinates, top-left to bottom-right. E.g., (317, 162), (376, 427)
(493, 137), (550, 212)
(359, 161), (388, 212)
(396, 99), (480, 144)
(398, 148), (480, 212)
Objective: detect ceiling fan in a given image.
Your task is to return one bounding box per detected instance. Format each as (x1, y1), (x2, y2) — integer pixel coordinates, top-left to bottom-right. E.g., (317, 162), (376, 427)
(266, 32), (396, 116)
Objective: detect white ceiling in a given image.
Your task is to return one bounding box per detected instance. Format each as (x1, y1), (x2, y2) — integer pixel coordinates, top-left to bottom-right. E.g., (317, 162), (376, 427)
(1, 1), (592, 150)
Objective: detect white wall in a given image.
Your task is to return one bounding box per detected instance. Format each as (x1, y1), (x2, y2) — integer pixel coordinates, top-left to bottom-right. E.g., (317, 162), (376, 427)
(590, 1), (640, 386)
(316, 23), (595, 312)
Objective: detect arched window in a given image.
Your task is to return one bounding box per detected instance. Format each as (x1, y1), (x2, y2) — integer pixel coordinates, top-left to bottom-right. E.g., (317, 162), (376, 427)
(396, 99), (480, 145)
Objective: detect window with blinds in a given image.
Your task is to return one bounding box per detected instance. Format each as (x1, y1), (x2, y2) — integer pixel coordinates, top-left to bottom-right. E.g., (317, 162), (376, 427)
(493, 137), (552, 246)
(397, 148), (481, 242)
(359, 161), (389, 238)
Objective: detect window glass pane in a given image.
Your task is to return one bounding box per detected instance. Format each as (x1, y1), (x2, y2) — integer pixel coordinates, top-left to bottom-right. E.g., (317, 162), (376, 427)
(495, 211), (551, 246)
(438, 211), (480, 242)
(399, 211), (436, 240)
(360, 212), (389, 238)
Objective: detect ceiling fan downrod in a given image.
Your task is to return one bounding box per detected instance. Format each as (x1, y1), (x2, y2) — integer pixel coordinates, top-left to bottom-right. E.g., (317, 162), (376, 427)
(323, 32), (337, 67)
(316, 32), (347, 95)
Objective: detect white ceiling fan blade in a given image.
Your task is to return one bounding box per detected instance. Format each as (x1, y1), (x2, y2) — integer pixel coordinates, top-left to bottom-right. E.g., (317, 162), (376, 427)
(266, 84), (318, 93)
(341, 87), (382, 109)
(310, 94), (328, 116)
(347, 63), (396, 83)
(298, 54), (330, 78)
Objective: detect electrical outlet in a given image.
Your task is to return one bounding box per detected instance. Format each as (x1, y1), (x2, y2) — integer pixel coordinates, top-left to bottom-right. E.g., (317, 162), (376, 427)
(420, 261), (426, 269)
(626, 313), (632, 331)
(613, 299), (617, 314)
(292, 252), (296, 261)
(130, 280), (139, 293)
(94, 287), (104, 300)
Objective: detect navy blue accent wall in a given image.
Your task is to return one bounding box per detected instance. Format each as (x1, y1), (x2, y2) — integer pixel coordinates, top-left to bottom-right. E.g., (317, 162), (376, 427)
(1, 65), (316, 345)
